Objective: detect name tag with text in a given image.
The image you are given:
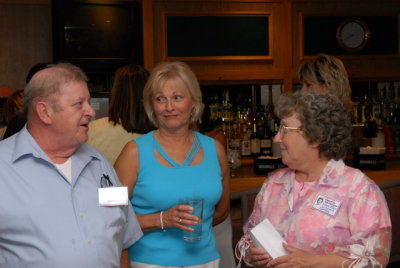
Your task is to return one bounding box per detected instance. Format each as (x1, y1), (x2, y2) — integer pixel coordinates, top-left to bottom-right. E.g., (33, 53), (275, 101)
(312, 194), (341, 216)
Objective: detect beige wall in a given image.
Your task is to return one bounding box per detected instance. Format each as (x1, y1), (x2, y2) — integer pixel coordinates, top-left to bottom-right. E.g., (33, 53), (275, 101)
(0, 2), (52, 93)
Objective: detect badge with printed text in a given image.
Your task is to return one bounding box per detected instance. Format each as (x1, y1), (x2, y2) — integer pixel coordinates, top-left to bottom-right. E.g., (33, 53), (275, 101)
(312, 194), (341, 216)
(98, 186), (129, 206)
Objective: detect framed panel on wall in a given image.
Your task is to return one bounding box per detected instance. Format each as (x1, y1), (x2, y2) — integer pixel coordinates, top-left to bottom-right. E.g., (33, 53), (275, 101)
(163, 13), (273, 61)
(301, 15), (399, 56)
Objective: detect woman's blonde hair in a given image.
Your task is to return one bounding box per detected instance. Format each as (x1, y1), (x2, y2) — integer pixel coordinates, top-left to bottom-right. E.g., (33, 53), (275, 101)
(142, 61), (204, 127)
(297, 54), (352, 110)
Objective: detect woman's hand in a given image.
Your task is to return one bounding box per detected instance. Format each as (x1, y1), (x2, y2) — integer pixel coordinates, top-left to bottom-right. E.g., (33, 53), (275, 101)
(267, 244), (320, 268)
(247, 244), (272, 268)
(162, 204), (199, 231)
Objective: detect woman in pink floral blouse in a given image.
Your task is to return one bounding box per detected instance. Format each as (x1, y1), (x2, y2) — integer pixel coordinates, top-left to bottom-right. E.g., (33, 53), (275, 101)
(236, 92), (391, 268)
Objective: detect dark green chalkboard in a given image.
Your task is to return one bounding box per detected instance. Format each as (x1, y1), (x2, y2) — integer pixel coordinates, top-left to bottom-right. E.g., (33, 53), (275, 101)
(167, 16), (269, 58)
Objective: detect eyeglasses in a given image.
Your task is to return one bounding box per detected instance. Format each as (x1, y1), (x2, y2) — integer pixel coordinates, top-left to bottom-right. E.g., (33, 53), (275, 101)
(100, 174), (113, 188)
(278, 124), (302, 139)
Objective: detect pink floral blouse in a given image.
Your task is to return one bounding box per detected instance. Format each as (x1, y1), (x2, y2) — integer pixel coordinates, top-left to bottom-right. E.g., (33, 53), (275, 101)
(240, 159), (392, 267)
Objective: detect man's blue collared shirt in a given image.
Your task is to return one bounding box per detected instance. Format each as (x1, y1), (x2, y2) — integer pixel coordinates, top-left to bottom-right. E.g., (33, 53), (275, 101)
(0, 127), (143, 268)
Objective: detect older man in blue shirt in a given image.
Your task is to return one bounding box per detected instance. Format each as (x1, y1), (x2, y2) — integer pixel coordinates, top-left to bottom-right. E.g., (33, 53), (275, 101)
(0, 63), (143, 268)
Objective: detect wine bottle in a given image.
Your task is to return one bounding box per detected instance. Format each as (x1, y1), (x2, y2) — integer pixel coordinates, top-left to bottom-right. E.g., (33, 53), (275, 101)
(250, 121), (260, 156)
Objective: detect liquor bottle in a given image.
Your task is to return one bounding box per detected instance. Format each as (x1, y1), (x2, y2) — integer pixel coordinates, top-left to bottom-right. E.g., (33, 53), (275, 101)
(255, 105), (267, 137)
(227, 121), (242, 172)
(393, 83), (400, 152)
(271, 118), (281, 157)
(363, 85), (377, 138)
(257, 105), (272, 156)
(240, 128), (251, 157)
(370, 83), (381, 122)
(260, 131), (272, 156)
(352, 95), (361, 124)
(221, 89), (233, 123)
(250, 121), (260, 156)
(360, 92), (369, 124)
(229, 122), (241, 153)
(209, 94), (220, 122)
(372, 120), (385, 148)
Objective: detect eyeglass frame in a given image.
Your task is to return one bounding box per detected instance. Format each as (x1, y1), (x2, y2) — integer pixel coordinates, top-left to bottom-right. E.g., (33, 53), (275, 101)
(277, 124), (302, 139)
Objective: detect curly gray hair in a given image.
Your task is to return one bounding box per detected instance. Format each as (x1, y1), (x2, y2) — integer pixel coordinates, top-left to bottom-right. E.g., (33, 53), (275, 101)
(275, 91), (352, 160)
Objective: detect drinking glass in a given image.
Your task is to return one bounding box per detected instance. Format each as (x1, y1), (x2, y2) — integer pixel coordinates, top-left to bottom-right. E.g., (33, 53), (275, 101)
(227, 149), (241, 177)
(180, 198), (203, 242)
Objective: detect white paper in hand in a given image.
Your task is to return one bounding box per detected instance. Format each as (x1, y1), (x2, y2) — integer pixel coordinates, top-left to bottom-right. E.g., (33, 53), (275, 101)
(250, 218), (288, 259)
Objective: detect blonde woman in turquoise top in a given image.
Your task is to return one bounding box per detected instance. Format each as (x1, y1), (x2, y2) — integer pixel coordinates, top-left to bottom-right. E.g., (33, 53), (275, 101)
(115, 61), (230, 268)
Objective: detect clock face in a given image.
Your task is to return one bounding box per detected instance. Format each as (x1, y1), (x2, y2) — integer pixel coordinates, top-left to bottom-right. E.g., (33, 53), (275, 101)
(337, 19), (370, 52)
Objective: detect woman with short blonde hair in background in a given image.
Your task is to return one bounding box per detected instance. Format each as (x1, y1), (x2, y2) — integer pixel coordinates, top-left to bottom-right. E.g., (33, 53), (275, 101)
(298, 53), (353, 110)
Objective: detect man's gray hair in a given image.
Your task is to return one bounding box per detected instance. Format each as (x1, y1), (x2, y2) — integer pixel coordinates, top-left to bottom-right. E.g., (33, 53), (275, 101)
(24, 62), (88, 116)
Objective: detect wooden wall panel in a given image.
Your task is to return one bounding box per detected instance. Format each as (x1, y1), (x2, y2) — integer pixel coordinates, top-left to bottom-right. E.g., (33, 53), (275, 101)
(0, 1), (399, 93)
(0, 3), (52, 93)
(292, 1), (400, 82)
(151, 1), (290, 85)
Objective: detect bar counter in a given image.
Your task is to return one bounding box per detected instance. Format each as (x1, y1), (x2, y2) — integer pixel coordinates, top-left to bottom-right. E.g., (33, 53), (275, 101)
(230, 155), (400, 196)
(229, 156), (400, 260)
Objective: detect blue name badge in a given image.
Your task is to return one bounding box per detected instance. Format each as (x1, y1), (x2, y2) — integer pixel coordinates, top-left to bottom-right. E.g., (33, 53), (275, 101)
(312, 194), (341, 216)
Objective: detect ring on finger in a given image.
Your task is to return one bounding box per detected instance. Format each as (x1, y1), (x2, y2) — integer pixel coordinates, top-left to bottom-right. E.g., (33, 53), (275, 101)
(178, 218), (182, 223)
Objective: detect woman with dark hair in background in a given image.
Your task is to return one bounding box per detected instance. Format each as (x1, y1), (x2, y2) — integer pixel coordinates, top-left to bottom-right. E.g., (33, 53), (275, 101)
(0, 89), (24, 140)
(88, 64), (154, 165)
(1, 62), (50, 140)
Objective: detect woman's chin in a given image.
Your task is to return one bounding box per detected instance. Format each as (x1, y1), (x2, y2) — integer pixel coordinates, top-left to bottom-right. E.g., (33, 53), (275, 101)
(280, 152), (289, 166)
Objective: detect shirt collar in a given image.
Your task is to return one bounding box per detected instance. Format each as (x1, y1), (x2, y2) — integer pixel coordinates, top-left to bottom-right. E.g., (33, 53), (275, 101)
(274, 159), (345, 188)
(12, 126), (49, 163)
(318, 159), (345, 188)
(12, 125), (99, 165)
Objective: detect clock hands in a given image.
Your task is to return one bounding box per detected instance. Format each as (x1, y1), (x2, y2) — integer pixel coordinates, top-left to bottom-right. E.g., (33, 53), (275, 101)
(343, 33), (355, 41)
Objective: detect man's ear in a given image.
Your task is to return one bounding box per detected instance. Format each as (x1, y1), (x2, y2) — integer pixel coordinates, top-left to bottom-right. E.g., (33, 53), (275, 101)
(35, 101), (53, 125)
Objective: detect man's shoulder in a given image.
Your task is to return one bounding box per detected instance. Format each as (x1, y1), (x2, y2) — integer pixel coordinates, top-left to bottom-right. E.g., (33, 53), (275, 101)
(0, 135), (17, 159)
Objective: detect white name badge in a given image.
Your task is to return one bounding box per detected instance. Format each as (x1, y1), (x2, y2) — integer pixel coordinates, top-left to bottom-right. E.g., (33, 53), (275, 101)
(312, 194), (341, 216)
(98, 186), (129, 206)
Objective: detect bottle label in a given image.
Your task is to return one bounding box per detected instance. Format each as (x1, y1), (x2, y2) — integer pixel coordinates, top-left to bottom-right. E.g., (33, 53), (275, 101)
(241, 140), (251, 156)
(251, 139), (261, 154)
(260, 139), (271, 148)
(260, 148), (272, 156)
(229, 138), (241, 149)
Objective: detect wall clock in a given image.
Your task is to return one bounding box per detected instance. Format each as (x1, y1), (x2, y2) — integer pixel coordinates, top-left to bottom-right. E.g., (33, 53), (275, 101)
(336, 18), (371, 52)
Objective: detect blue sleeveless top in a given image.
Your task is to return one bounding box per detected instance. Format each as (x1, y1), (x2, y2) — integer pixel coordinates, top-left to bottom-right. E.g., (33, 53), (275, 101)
(128, 131), (222, 266)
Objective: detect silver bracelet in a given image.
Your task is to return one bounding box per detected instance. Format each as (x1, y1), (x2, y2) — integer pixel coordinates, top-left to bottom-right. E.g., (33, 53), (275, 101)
(160, 211), (167, 232)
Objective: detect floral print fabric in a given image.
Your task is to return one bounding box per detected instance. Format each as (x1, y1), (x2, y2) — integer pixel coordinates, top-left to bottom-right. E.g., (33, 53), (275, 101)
(241, 159), (392, 266)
